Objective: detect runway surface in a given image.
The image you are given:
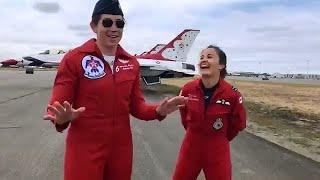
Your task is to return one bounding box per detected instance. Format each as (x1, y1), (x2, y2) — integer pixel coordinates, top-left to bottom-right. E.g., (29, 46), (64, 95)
(0, 70), (319, 180)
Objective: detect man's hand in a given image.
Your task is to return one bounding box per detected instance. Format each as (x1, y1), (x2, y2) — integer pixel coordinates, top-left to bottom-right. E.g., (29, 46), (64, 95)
(43, 101), (86, 125)
(156, 96), (188, 116)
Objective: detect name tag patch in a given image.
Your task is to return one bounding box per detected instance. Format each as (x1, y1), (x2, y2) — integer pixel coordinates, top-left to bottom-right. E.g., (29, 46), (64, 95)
(116, 64), (134, 73)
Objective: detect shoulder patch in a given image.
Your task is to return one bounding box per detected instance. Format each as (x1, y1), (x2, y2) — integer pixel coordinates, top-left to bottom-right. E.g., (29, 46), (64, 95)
(232, 86), (238, 92)
(82, 55), (106, 79)
(239, 96), (243, 104)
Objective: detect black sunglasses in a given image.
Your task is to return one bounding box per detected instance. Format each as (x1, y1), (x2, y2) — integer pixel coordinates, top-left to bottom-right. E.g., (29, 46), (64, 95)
(102, 18), (125, 29)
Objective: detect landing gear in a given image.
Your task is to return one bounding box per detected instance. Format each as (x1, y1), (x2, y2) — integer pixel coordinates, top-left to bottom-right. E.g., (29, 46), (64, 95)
(26, 67), (34, 74)
(142, 76), (161, 86)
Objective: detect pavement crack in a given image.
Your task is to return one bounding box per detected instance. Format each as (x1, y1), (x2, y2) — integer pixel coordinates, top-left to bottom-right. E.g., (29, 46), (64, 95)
(0, 126), (21, 129)
(0, 87), (51, 105)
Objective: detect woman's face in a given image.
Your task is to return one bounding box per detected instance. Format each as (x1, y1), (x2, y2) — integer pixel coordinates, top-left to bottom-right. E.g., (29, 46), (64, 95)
(198, 48), (225, 77)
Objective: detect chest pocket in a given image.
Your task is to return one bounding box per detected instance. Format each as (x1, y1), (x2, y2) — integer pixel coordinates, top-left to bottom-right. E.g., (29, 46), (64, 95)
(115, 72), (136, 100)
(186, 95), (203, 124)
(205, 101), (231, 131)
(187, 99), (199, 111)
(206, 107), (231, 133)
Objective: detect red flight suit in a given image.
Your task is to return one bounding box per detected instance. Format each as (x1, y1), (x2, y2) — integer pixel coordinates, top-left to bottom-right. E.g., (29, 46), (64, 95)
(173, 79), (246, 180)
(46, 39), (164, 180)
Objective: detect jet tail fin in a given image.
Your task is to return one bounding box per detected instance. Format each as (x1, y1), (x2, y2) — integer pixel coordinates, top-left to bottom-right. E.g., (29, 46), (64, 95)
(158, 29), (200, 62)
(136, 29), (200, 62)
(148, 44), (166, 54)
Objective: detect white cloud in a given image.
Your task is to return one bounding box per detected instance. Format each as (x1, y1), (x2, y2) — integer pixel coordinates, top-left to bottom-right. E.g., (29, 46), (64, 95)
(33, 1), (61, 13)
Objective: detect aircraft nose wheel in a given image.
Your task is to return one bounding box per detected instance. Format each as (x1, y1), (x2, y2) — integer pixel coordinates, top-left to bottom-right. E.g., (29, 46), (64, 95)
(26, 67), (34, 74)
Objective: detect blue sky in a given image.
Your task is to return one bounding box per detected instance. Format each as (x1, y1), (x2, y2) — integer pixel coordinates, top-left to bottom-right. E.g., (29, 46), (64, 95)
(0, 0), (319, 74)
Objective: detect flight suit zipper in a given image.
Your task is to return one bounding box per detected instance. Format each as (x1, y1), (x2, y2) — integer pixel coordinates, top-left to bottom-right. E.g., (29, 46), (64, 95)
(112, 58), (116, 128)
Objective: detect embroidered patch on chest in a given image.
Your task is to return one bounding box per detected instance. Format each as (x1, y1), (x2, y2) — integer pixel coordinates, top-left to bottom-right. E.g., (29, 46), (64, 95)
(118, 58), (129, 64)
(216, 99), (230, 106)
(82, 55), (106, 79)
(213, 118), (223, 130)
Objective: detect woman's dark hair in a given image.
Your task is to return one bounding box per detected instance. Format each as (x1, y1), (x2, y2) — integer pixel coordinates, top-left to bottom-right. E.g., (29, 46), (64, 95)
(207, 45), (227, 79)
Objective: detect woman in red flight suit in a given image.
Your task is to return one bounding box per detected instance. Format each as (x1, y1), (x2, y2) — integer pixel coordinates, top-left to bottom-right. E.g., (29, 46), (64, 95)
(42, 0), (186, 180)
(173, 45), (247, 180)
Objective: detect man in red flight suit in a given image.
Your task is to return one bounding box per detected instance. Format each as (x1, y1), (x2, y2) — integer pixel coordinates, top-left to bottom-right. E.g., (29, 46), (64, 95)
(43, 0), (187, 179)
(173, 45), (247, 180)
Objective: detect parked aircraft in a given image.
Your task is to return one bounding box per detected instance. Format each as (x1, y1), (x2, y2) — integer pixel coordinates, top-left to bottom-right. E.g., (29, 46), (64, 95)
(5, 29), (200, 85)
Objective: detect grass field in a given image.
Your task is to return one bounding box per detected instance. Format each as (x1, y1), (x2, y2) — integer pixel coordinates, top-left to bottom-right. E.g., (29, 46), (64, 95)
(161, 77), (320, 162)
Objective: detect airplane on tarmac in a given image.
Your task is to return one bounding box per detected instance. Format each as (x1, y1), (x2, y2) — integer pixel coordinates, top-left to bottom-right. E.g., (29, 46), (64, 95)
(0, 59), (19, 67)
(135, 29), (200, 85)
(20, 49), (68, 68)
(3, 29), (200, 84)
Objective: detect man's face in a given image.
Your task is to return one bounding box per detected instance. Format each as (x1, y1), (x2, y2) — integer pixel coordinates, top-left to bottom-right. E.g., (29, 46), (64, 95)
(91, 14), (124, 48)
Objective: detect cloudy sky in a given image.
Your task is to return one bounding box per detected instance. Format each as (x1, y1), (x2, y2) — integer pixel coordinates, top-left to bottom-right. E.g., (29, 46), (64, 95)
(0, 0), (319, 74)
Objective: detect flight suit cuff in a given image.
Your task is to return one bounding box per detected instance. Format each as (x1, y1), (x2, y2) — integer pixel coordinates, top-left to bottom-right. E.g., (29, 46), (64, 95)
(155, 109), (166, 121)
(46, 106), (69, 132)
(55, 121), (70, 133)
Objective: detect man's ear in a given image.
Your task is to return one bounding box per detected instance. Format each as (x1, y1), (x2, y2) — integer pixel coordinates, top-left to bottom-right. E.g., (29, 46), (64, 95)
(90, 22), (97, 34)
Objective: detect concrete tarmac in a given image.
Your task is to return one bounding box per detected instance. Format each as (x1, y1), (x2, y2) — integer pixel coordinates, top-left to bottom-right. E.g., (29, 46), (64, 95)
(0, 70), (319, 180)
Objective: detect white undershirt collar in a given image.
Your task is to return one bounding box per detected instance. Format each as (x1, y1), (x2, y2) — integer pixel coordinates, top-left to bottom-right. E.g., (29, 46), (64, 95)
(103, 55), (115, 74)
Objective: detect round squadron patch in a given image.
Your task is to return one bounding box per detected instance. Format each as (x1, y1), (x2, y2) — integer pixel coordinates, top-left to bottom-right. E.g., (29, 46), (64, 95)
(82, 55), (106, 79)
(213, 118), (223, 130)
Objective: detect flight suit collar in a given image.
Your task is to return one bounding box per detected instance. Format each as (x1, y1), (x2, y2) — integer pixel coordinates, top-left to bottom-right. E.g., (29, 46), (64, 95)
(78, 38), (132, 60)
(196, 78), (227, 95)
